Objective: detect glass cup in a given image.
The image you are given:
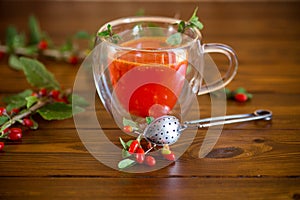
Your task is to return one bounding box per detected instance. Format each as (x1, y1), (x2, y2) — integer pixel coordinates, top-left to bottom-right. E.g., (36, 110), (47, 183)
(93, 16), (238, 127)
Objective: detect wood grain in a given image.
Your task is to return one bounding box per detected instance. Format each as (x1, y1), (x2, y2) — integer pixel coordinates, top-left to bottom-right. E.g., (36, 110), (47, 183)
(0, 1), (299, 199)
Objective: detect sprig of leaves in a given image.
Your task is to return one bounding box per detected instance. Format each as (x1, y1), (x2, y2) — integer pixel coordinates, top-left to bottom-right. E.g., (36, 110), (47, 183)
(0, 57), (88, 139)
(166, 7), (204, 46)
(98, 24), (120, 44)
(0, 15), (94, 68)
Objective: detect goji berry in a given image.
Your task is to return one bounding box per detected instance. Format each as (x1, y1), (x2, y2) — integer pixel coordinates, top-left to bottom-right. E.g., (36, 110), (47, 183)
(0, 142), (4, 151)
(234, 93), (248, 102)
(39, 88), (47, 97)
(38, 40), (48, 50)
(123, 125), (133, 133)
(8, 128), (22, 140)
(128, 140), (139, 154)
(145, 156), (156, 166)
(23, 118), (34, 127)
(0, 107), (6, 116)
(68, 55), (79, 65)
(49, 90), (60, 99)
(163, 152), (176, 161)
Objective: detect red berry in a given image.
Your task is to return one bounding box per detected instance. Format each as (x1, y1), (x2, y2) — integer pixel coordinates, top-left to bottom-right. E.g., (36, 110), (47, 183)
(123, 125), (133, 133)
(8, 128), (22, 140)
(68, 55), (79, 65)
(23, 118), (34, 127)
(128, 140), (139, 154)
(0, 107), (6, 116)
(234, 93), (248, 102)
(135, 150), (145, 164)
(163, 152), (176, 161)
(0, 142), (4, 151)
(145, 156), (156, 166)
(10, 108), (19, 115)
(31, 92), (39, 97)
(39, 88), (47, 97)
(38, 40), (48, 50)
(0, 51), (5, 60)
(49, 90), (60, 99)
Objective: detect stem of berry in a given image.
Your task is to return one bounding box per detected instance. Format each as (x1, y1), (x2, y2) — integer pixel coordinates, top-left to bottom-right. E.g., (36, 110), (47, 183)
(0, 100), (49, 138)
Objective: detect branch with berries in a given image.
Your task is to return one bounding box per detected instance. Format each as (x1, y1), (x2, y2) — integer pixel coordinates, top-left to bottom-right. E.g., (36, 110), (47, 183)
(0, 57), (88, 152)
(0, 15), (93, 68)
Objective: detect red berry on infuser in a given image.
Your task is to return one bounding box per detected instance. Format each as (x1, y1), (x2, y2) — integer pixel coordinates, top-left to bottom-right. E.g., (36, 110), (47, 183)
(128, 140), (139, 154)
(8, 128), (22, 140)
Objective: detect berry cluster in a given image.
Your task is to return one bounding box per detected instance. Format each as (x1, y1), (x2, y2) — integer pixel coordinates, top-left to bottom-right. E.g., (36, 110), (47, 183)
(226, 87), (253, 103)
(0, 88), (69, 152)
(119, 134), (176, 169)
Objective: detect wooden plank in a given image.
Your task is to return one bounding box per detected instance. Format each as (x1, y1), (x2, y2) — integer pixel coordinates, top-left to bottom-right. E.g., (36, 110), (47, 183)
(0, 129), (299, 177)
(0, 177), (298, 200)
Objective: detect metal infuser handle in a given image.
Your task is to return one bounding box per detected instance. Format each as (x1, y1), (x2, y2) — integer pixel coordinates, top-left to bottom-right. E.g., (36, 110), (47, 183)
(183, 109), (272, 129)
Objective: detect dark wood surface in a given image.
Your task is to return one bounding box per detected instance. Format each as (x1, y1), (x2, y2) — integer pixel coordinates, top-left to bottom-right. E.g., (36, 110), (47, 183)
(0, 1), (299, 199)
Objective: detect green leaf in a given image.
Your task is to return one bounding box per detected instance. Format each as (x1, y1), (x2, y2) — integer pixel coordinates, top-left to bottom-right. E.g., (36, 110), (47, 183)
(119, 137), (127, 149)
(69, 94), (89, 107)
(8, 54), (24, 70)
(19, 57), (60, 90)
(98, 30), (110, 37)
(25, 96), (39, 108)
(146, 116), (154, 124)
(25, 45), (38, 55)
(166, 32), (182, 46)
(74, 31), (91, 39)
(0, 116), (9, 126)
(122, 149), (131, 159)
(177, 21), (186, 33)
(126, 140), (133, 147)
(188, 7), (204, 30)
(5, 26), (18, 52)
(60, 38), (73, 52)
(37, 102), (73, 120)
(3, 89), (33, 112)
(234, 87), (247, 94)
(123, 118), (138, 129)
(118, 158), (136, 169)
(28, 15), (41, 44)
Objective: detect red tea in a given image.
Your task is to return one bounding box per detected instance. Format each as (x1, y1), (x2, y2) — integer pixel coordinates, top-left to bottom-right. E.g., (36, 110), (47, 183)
(109, 37), (188, 117)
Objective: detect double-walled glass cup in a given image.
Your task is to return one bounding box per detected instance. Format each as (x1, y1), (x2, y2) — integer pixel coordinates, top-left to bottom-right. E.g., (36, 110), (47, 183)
(93, 16), (238, 127)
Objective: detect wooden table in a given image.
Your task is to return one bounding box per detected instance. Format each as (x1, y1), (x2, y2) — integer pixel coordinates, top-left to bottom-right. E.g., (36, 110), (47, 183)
(0, 1), (299, 199)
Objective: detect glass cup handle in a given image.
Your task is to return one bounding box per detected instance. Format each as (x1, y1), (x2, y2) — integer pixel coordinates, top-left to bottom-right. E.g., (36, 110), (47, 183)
(196, 43), (238, 95)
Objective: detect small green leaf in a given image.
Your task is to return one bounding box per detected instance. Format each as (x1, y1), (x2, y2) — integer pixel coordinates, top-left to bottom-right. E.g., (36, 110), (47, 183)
(3, 89), (33, 112)
(146, 116), (154, 124)
(5, 26), (18, 52)
(25, 45), (38, 55)
(74, 31), (91, 39)
(98, 30), (110, 37)
(119, 137), (127, 149)
(60, 38), (73, 52)
(8, 54), (24, 70)
(25, 96), (39, 108)
(234, 87), (247, 94)
(126, 140), (133, 147)
(28, 15), (41, 44)
(122, 149), (131, 159)
(0, 116), (9, 126)
(69, 94), (89, 107)
(177, 21), (186, 33)
(247, 93), (253, 99)
(37, 102), (73, 120)
(118, 158), (136, 169)
(19, 57), (60, 90)
(123, 118), (138, 129)
(166, 32), (182, 46)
